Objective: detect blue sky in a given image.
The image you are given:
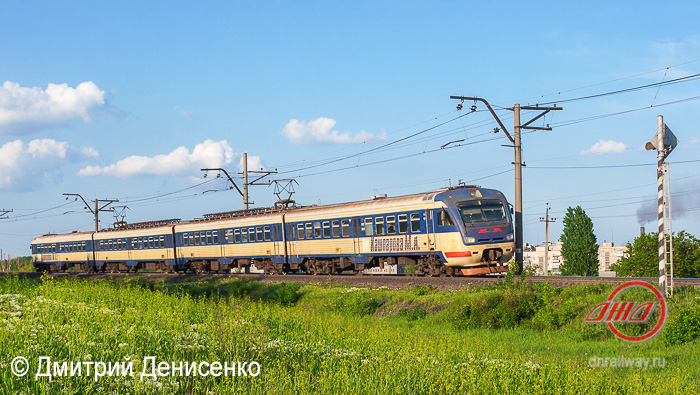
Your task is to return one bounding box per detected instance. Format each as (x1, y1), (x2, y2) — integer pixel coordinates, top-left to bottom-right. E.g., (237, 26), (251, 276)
(1, 1), (699, 258)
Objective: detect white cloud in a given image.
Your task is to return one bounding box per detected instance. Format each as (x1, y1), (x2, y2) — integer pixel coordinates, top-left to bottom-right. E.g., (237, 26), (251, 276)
(78, 139), (237, 177)
(580, 140), (627, 156)
(0, 81), (106, 135)
(241, 154), (265, 172)
(281, 117), (385, 144)
(0, 139), (99, 191)
(174, 106), (192, 119)
(684, 136), (699, 149)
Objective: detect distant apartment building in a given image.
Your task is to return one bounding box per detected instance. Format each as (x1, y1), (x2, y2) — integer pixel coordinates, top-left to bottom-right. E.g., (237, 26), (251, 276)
(523, 241), (626, 276)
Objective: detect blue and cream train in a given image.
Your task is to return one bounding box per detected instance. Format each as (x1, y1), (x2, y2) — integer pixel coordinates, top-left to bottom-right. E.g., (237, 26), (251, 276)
(31, 186), (515, 276)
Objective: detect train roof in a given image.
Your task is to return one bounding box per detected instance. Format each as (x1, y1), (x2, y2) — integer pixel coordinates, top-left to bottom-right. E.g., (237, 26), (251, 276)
(32, 185), (505, 241)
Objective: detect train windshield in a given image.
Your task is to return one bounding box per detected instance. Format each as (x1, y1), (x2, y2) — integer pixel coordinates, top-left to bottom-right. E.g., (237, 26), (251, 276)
(455, 199), (508, 227)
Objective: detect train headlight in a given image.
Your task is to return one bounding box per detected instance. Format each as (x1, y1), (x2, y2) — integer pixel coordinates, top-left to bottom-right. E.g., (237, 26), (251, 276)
(506, 233), (514, 240)
(465, 237), (476, 244)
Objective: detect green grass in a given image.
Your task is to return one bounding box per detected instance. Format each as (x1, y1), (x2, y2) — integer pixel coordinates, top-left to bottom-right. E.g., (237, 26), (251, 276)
(0, 274), (698, 394)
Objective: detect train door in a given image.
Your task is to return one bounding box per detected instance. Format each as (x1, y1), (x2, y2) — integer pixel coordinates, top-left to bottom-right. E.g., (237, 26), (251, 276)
(272, 224), (284, 264)
(351, 217), (363, 265)
(426, 209), (436, 251)
(126, 237), (132, 268)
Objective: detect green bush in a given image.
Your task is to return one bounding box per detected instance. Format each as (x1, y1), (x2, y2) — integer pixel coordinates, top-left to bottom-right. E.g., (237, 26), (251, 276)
(397, 308), (427, 321)
(451, 288), (538, 329)
(414, 284), (436, 296)
(327, 292), (383, 316)
(663, 305), (700, 345)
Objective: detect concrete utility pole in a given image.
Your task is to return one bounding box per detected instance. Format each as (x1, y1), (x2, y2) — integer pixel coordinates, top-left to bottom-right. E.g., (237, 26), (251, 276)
(201, 152), (277, 211)
(449, 96), (562, 273)
(63, 194), (118, 232)
(243, 152), (249, 209)
(540, 203), (556, 276)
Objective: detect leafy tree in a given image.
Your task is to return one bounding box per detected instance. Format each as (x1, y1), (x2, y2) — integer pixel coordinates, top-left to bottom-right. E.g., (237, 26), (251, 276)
(559, 206), (599, 276)
(609, 232), (658, 277)
(611, 231), (700, 278)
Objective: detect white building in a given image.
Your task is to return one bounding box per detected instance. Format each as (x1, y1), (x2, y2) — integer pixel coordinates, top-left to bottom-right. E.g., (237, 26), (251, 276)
(523, 241), (626, 276)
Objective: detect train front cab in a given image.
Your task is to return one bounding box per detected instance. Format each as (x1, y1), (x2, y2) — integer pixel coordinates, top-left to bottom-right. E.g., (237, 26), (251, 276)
(435, 188), (515, 275)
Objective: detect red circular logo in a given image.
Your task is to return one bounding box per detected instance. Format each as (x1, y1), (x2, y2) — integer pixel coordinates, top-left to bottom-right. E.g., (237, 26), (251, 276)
(584, 281), (667, 343)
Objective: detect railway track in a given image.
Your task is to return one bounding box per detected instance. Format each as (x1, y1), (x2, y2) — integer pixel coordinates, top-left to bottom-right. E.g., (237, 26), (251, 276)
(2, 271), (699, 290)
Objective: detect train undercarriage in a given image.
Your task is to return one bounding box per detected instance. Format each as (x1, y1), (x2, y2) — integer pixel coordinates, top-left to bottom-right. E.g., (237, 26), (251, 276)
(34, 252), (509, 277)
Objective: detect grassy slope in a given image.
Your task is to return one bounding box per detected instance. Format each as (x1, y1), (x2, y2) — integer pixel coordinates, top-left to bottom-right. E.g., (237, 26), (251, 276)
(0, 275), (698, 394)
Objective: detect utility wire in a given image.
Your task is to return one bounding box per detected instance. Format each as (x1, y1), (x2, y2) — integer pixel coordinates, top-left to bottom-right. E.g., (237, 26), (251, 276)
(535, 73), (700, 106)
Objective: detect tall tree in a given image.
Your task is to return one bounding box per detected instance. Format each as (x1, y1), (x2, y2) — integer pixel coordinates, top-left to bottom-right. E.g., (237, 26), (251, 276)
(611, 231), (700, 278)
(559, 206), (599, 276)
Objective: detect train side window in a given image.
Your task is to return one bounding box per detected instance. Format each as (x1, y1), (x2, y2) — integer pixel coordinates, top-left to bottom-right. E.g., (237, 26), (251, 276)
(264, 226), (271, 241)
(206, 231), (212, 245)
(314, 222), (322, 238)
(332, 220), (340, 237)
(297, 224), (305, 240)
(256, 227), (263, 242)
(323, 221), (331, 238)
(341, 219), (350, 237)
(437, 209), (455, 227)
(375, 217), (385, 235)
(226, 230), (233, 243)
(398, 214), (408, 233)
(364, 218), (374, 236)
(410, 213), (421, 232)
(213, 231), (219, 244)
(242, 229), (248, 243)
(249, 228), (255, 242)
(305, 223), (313, 239)
(133, 238), (138, 249)
(234, 229), (241, 243)
(160, 236), (165, 248)
(387, 215), (396, 234)
(148, 237), (153, 249)
(194, 233), (200, 245)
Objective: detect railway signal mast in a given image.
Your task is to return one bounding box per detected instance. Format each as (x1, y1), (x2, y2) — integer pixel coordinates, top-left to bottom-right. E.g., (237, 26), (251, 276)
(450, 96), (562, 273)
(645, 115), (679, 297)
